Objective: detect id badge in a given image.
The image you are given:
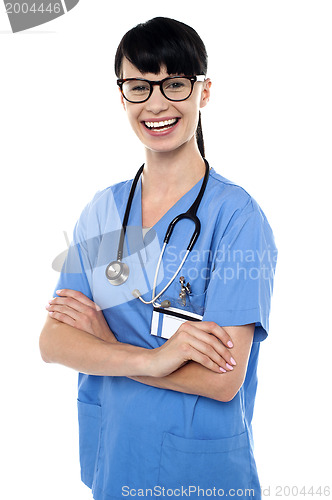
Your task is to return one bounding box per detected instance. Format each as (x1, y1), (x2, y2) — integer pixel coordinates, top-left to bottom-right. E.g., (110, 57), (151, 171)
(151, 306), (203, 340)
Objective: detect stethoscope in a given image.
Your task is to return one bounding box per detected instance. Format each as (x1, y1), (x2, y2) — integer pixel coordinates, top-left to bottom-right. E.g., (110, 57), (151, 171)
(105, 159), (210, 307)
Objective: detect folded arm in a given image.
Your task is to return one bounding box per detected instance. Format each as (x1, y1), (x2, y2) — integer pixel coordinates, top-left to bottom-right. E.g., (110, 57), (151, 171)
(40, 289), (253, 401)
(129, 324), (254, 402)
(39, 315), (153, 376)
(40, 290), (237, 381)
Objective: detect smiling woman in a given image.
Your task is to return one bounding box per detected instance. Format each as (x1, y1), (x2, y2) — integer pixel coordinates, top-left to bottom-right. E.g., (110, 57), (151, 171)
(39, 16), (277, 500)
(117, 57), (210, 159)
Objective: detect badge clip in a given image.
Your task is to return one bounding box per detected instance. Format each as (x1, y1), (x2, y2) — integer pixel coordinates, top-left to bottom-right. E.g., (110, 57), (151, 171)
(179, 276), (191, 306)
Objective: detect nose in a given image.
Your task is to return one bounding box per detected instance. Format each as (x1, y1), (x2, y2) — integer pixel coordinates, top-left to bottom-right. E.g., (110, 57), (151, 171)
(145, 85), (169, 114)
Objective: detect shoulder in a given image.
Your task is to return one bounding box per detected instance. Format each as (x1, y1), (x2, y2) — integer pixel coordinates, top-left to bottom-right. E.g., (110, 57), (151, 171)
(207, 167), (266, 223)
(80, 177), (134, 218)
(206, 167), (277, 263)
(88, 178), (132, 210)
(206, 166), (277, 255)
(73, 177), (134, 238)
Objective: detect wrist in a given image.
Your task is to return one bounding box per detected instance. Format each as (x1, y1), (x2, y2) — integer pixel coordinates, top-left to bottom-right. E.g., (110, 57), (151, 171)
(135, 347), (156, 377)
(96, 320), (118, 343)
(109, 342), (156, 377)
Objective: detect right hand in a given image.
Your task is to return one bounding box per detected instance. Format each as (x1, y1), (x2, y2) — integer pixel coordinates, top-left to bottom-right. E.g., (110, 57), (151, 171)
(147, 321), (236, 378)
(46, 289), (117, 344)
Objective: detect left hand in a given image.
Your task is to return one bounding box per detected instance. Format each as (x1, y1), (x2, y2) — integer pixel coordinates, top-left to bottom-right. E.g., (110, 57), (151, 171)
(46, 289), (117, 343)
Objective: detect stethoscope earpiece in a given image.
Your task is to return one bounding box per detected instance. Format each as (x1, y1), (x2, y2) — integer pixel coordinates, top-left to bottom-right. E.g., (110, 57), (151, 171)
(105, 260), (129, 286)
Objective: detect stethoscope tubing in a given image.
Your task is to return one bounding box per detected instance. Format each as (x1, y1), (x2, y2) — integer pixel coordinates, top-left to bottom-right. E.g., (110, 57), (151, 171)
(106, 159), (211, 305)
(135, 245), (190, 306)
(117, 164), (144, 262)
(164, 212), (201, 251)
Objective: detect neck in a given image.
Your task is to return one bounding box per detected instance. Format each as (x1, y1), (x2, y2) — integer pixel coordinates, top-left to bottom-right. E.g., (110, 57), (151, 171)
(142, 139), (206, 199)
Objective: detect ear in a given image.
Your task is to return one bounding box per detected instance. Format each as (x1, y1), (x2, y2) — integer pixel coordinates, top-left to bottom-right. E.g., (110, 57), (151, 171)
(200, 78), (212, 109)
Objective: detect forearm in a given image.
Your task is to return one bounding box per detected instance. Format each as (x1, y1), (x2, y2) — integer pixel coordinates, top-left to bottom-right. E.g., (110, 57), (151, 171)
(129, 362), (233, 402)
(129, 324), (255, 402)
(39, 316), (150, 377)
(42, 292), (251, 384)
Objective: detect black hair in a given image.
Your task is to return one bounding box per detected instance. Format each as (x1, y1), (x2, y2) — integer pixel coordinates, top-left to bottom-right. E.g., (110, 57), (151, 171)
(114, 17), (208, 157)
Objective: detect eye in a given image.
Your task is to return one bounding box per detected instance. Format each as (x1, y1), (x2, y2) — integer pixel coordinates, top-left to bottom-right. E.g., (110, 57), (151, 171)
(124, 80), (150, 95)
(163, 78), (191, 94)
(165, 81), (185, 90)
(131, 84), (150, 93)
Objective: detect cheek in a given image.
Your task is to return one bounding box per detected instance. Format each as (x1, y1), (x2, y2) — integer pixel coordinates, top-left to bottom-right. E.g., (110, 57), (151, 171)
(179, 98), (200, 125)
(182, 107), (200, 133)
(126, 107), (142, 130)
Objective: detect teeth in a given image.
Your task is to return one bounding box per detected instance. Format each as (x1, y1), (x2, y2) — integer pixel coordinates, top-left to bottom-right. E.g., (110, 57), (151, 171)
(145, 118), (177, 129)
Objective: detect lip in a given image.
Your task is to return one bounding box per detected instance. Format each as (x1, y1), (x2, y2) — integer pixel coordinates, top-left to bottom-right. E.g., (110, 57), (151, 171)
(141, 117), (181, 137)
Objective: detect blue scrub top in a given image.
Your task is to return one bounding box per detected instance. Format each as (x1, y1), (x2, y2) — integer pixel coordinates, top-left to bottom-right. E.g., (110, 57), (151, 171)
(54, 166), (277, 500)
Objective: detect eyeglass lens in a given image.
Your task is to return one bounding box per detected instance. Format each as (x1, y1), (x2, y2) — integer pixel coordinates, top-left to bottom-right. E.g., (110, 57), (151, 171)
(122, 77), (193, 102)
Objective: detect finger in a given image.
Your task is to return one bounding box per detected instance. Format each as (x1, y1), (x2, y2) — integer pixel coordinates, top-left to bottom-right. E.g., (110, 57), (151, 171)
(184, 347), (226, 374)
(46, 303), (81, 322)
(55, 289), (100, 310)
(179, 323), (236, 368)
(49, 296), (88, 314)
(47, 310), (77, 328)
(182, 334), (233, 372)
(187, 321), (234, 349)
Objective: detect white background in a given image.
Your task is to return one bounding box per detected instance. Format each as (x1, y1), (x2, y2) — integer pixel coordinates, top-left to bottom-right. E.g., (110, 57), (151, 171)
(1, 1), (331, 499)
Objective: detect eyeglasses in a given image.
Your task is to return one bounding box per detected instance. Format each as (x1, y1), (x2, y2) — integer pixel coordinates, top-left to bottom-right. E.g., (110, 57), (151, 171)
(117, 75), (206, 103)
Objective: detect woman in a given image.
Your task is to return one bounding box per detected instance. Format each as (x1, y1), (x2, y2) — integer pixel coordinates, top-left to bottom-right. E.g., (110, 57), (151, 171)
(40, 17), (277, 500)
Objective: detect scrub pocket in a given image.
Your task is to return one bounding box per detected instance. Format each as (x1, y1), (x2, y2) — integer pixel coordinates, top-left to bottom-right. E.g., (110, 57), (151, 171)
(188, 290), (207, 316)
(158, 431), (252, 491)
(77, 399), (102, 488)
(159, 289), (207, 317)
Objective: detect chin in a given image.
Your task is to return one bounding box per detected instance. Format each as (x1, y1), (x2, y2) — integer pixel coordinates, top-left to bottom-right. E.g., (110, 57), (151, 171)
(145, 142), (186, 155)
(142, 135), (194, 156)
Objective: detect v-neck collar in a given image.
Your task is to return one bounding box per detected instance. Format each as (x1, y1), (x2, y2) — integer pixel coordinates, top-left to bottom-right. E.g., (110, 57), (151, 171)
(126, 168), (211, 262)
(140, 173), (206, 232)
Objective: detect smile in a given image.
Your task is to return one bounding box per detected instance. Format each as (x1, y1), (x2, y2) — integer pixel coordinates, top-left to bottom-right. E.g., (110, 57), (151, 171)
(143, 118), (179, 132)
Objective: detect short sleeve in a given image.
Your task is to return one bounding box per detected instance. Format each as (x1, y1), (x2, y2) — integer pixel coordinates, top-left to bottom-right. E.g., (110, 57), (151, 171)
(53, 203), (93, 300)
(202, 201), (277, 342)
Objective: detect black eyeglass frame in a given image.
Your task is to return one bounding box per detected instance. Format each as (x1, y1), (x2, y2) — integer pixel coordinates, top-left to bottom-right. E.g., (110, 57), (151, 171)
(117, 75), (206, 103)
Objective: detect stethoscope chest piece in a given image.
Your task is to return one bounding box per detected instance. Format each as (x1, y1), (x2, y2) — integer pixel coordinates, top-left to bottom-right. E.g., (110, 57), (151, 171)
(105, 260), (129, 286)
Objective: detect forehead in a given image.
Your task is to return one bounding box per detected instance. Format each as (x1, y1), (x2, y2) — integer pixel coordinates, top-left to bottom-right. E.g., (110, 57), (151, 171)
(121, 58), (170, 80)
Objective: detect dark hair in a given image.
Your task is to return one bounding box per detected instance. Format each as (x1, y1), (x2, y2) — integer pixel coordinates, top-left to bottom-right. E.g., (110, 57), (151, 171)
(115, 17), (208, 157)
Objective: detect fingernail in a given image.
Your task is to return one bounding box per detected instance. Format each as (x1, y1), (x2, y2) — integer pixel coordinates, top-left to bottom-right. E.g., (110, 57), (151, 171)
(230, 357), (236, 366)
(227, 341), (234, 348)
(56, 290), (62, 294)
(219, 367), (227, 373)
(226, 363), (234, 371)
(48, 311), (54, 316)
